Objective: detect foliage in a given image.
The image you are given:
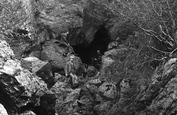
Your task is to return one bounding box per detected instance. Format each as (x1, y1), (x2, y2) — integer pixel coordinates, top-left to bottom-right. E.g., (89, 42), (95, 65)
(0, 0), (28, 39)
(100, 0), (177, 83)
(102, 33), (155, 83)
(108, 0), (177, 54)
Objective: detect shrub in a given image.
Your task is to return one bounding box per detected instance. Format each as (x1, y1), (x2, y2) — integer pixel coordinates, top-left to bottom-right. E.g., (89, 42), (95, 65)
(0, 0), (28, 39)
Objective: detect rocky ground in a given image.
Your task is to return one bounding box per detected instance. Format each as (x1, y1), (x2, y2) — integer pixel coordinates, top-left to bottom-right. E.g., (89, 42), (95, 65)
(0, 0), (177, 115)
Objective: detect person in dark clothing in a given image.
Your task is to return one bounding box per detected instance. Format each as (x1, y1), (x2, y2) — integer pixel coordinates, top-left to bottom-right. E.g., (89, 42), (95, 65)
(91, 50), (102, 70)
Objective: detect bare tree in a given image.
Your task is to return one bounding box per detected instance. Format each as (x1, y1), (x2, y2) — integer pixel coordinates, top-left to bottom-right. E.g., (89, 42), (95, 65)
(0, 0), (29, 39)
(107, 0), (177, 55)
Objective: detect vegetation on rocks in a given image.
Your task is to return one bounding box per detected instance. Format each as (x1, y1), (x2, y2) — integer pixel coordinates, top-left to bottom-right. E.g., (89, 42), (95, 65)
(0, 0), (177, 115)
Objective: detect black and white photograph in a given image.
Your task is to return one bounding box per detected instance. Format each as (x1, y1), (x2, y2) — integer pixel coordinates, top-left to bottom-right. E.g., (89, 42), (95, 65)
(0, 0), (177, 115)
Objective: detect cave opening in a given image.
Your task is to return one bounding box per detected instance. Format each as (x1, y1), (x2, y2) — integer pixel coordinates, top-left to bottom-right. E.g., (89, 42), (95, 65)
(72, 26), (110, 68)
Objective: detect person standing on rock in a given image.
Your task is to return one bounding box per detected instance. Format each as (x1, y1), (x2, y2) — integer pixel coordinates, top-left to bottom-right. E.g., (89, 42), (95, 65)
(64, 54), (78, 87)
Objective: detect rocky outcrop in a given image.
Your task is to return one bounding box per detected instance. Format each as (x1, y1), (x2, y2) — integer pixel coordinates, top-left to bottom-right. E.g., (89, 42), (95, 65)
(82, 0), (113, 43)
(35, 0), (87, 34)
(0, 40), (50, 114)
(21, 57), (54, 88)
(40, 39), (83, 75)
(2, 1), (177, 115)
(101, 57), (177, 115)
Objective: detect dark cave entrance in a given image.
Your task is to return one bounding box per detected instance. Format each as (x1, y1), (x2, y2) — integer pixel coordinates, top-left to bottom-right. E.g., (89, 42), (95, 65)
(73, 26), (110, 67)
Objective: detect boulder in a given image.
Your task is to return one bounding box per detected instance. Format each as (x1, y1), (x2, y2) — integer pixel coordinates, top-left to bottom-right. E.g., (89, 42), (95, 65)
(29, 51), (41, 59)
(0, 59), (22, 76)
(36, 63), (55, 88)
(35, 0), (87, 34)
(94, 101), (112, 114)
(101, 56), (114, 72)
(55, 87), (81, 115)
(0, 40), (15, 59)
(0, 40), (50, 114)
(11, 42), (30, 59)
(0, 104), (8, 115)
(21, 57), (48, 73)
(65, 88), (81, 103)
(51, 79), (96, 115)
(21, 57), (54, 88)
(50, 81), (72, 95)
(98, 82), (117, 99)
(0, 69), (48, 106)
(41, 39), (73, 72)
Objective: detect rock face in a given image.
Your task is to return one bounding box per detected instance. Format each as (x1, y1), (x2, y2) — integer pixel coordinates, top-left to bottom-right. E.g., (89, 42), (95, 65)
(0, 40), (50, 114)
(83, 0), (112, 43)
(101, 57), (177, 115)
(2, 0), (177, 115)
(40, 39), (72, 75)
(35, 0), (87, 34)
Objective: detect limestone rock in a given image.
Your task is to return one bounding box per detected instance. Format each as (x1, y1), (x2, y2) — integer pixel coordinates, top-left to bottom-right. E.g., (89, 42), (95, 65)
(54, 87), (81, 115)
(0, 104), (8, 115)
(65, 88), (81, 103)
(41, 39), (73, 71)
(21, 57), (54, 87)
(0, 68), (48, 107)
(11, 42), (30, 59)
(0, 59), (22, 76)
(94, 101), (112, 115)
(21, 57), (48, 73)
(74, 89), (95, 115)
(98, 82), (117, 99)
(35, 0), (87, 34)
(50, 81), (72, 95)
(83, 0), (114, 43)
(0, 55), (47, 109)
(101, 56), (114, 72)
(0, 39), (50, 114)
(0, 40), (15, 59)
